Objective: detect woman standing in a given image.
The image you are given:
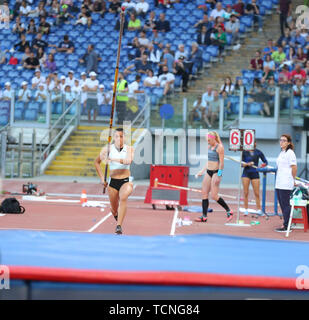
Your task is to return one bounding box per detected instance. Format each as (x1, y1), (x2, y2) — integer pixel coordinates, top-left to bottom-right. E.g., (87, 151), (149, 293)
(196, 131), (233, 222)
(242, 142), (268, 216)
(275, 134), (297, 232)
(94, 128), (134, 235)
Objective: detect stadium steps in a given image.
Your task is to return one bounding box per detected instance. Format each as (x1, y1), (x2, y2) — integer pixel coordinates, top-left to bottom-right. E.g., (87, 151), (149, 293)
(184, 9), (283, 95)
(44, 125), (140, 177)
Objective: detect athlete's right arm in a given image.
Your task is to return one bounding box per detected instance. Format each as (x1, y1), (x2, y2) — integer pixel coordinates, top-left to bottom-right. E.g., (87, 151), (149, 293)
(94, 147), (109, 185)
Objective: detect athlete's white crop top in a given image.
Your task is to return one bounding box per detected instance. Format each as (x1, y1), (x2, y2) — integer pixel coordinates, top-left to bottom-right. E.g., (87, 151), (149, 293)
(109, 144), (130, 171)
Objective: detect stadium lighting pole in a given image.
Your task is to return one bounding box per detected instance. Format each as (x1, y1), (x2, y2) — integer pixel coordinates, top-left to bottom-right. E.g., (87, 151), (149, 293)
(103, 7), (126, 194)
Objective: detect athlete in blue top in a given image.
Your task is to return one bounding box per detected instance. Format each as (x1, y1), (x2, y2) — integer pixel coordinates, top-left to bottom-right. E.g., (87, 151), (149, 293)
(241, 141), (268, 216)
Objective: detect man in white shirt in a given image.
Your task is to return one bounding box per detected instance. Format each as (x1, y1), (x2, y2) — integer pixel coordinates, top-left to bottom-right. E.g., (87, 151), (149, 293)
(158, 65), (175, 96)
(84, 71), (99, 122)
(210, 2), (226, 21)
(65, 70), (76, 88)
(79, 72), (88, 107)
(174, 44), (189, 61)
(31, 69), (46, 90)
(59, 75), (67, 92)
(18, 81), (32, 104)
(2, 82), (12, 101)
(136, 0), (149, 18)
(143, 69), (159, 87)
(201, 86), (214, 108)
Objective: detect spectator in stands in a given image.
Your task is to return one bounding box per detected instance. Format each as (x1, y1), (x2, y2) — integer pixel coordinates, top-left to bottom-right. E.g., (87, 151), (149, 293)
(158, 65), (175, 96)
(97, 84), (108, 106)
(125, 52), (152, 75)
(211, 25), (226, 60)
(144, 11), (157, 32)
(277, 28), (291, 47)
(194, 14), (212, 32)
(136, 0), (149, 19)
(65, 70), (76, 88)
(75, 5), (92, 28)
(261, 65), (274, 84)
(304, 60), (309, 78)
(122, 0), (136, 13)
(71, 79), (81, 98)
(91, 0), (107, 18)
(12, 16), (25, 34)
(150, 29), (163, 45)
(23, 51), (40, 70)
(175, 44), (188, 61)
(210, 2), (226, 22)
(0, 49), (7, 65)
(278, 0), (292, 36)
(197, 25), (211, 46)
(189, 95), (210, 128)
(64, 84), (74, 107)
(232, 0), (245, 17)
(128, 13), (141, 32)
(155, 13), (170, 33)
(148, 43), (161, 65)
(245, 0), (262, 32)
(38, 16), (51, 35)
(290, 29), (306, 48)
(290, 63), (306, 84)
(45, 74), (56, 92)
(249, 78), (271, 116)
(28, 1), (47, 18)
(14, 33), (31, 53)
(32, 69), (46, 89)
(49, 0), (60, 18)
(44, 53), (56, 72)
(2, 82), (12, 101)
(249, 50), (263, 70)
(138, 30), (150, 47)
(223, 5), (238, 20)
(278, 64), (291, 84)
(56, 35), (75, 54)
(220, 77), (234, 95)
(266, 77), (276, 97)
(208, 90), (220, 126)
(213, 16), (225, 32)
(263, 54), (275, 71)
(173, 55), (189, 92)
(225, 14), (240, 49)
(271, 45), (286, 65)
(234, 78), (246, 95)
(282, 46), (295, 68)
(59, 75), (67, 92)
(294, 47), (307, 67)
(79, 44), (99, 74)
(293, 78), (304, 97)
(34, 83), (47, 107)
(159, 45), (174, 74)
(205, 0), (217, 10)
(201, 86), (214, 108)
(143, 69), (160, 87)
(56, 4), (74, 25)
(187, 42), (203, 76)
(18, 81), (32, 104)
(32, 33), (49, 53)
(26, 18), (37, 35)
(84, 71), (99, 122)
(36, 47), (47, 67)
(19, 0), (32, 16)
(109, 0), (121, 14)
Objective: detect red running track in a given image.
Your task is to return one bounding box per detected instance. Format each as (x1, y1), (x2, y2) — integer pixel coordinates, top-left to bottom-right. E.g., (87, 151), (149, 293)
(0, 179), (308, 241)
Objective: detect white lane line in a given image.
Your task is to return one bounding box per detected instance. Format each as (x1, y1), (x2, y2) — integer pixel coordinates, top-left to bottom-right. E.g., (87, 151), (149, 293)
(170, 207), (179, 236)
(87, 212), (112, 233)
(0, 227), (86, 232)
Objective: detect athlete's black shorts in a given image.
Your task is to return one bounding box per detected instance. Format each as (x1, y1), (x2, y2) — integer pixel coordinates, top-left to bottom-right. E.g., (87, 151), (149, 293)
(109, 177), (130, 191)
(242, 171), (260, 180)
(207, 169), (219, 177)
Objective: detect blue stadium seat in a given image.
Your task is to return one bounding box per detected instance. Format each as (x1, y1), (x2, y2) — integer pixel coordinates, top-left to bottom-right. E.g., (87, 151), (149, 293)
(0, 114), (8, 125)
(24, 109), (38, 121)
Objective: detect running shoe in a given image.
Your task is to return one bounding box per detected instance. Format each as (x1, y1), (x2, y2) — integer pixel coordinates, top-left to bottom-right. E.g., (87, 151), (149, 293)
(275, 226), (291, 233)
(226, 210), (233, 222)
(195, 216), (208, 222)
(113, 214), (118, 221)
(115, 225), (122, 235)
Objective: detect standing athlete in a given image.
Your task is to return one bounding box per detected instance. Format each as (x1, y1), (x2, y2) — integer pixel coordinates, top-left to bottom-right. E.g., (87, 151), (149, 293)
(94, 128), (134, 235)
(196, 131), (233, 222)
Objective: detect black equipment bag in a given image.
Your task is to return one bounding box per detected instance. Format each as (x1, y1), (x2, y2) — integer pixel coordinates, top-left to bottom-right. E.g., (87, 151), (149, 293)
(0, 198), (25, 214)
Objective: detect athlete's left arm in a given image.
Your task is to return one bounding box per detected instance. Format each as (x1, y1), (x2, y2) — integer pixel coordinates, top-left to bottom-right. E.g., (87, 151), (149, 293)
(122, 146), (135, 165)
(258, 149), (268, 166)
(217, 144), (224, 170)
